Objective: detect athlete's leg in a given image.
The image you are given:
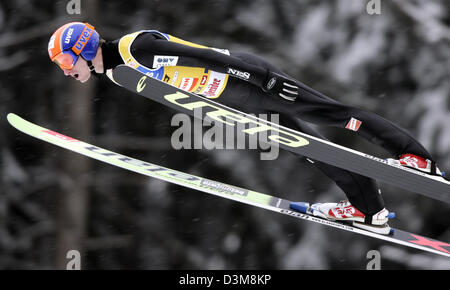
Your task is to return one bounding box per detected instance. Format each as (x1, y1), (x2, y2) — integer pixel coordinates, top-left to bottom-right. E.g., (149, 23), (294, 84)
(231, 52), (434, 161)
(277, 115), (385, 215)
(278, 83), (434, 160)
(225, 52), (386, 215)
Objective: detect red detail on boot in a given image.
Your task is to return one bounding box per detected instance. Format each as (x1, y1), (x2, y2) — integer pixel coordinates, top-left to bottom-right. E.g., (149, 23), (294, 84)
(398, 154), (428, 169)
(328, 203), (365, 219)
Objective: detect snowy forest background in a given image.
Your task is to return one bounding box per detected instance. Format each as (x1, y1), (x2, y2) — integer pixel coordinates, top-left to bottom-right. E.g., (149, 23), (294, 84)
(1, 0), (450, 270)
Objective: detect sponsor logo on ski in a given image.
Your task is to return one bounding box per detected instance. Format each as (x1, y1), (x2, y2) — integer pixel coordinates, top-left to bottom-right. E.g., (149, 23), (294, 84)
(280, 209), (356, 231)
(200, 179), (248, 196)
(42, 130), (79, 142)
(83, 145), (201, 183)
(162, 91), (310, 148)
(408, 234), (450, 254)
(137, 76), (147, 93)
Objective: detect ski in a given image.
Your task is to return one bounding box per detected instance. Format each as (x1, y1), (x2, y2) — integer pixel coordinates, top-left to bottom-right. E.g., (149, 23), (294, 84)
(7, 113), (450, 258)
(112, 64), (450, 204)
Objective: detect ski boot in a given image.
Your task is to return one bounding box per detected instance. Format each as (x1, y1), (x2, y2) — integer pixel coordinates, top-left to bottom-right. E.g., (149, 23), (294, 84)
(291, 200), (395, 235)
(387, 153), (447, 180)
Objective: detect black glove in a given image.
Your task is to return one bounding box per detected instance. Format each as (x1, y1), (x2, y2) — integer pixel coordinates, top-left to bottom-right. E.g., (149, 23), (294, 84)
(262, 71), (299, 102)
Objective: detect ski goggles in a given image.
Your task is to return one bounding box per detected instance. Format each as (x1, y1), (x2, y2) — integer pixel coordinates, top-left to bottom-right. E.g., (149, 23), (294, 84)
(51, 50), (79, 70)
(50, 23), (96, 70)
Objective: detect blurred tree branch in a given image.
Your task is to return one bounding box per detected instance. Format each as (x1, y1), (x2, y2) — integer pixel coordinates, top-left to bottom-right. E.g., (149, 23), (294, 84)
(0, 15), (74, 48)
(392, 0), (450, 42)
(0, 51), (28, 71)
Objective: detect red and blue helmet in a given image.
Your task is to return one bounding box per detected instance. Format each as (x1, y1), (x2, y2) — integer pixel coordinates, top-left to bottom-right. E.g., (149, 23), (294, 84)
(48, 22), (99, 70)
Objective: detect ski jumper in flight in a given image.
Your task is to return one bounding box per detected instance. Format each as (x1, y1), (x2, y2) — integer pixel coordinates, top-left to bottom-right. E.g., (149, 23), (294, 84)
(48, 22), (446, 234)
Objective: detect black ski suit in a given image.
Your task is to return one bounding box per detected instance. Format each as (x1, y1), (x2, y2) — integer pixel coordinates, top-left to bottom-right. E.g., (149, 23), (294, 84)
(101, 30), (434, 216)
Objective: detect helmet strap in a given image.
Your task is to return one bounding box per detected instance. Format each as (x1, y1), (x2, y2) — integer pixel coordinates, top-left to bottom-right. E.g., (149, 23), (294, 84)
(87, 60), (100, 79)
(87, 60), (96, 72)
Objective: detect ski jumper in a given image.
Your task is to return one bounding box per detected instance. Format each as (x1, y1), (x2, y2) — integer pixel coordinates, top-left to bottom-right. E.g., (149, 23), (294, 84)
(101, 30), (435, 216)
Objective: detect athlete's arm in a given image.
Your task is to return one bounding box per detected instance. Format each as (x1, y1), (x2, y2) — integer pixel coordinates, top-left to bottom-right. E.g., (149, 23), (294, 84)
(132, 33), (299, 101)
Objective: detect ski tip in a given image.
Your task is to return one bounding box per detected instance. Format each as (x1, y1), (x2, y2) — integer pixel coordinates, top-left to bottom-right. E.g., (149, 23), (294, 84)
(290, 202), (310, 214)
(387, 212), (396, 219)
(7, 113), (16, 122)
(6, 113), (20, 127)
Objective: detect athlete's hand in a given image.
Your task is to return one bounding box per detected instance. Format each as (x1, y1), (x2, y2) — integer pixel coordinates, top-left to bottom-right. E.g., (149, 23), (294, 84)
(262, 71), (299, 102)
